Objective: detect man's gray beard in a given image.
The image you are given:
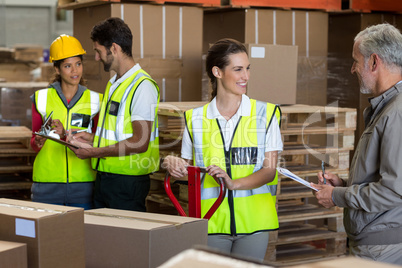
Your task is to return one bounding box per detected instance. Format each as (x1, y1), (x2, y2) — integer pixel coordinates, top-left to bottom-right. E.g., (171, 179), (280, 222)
(360, 87), (372, 94)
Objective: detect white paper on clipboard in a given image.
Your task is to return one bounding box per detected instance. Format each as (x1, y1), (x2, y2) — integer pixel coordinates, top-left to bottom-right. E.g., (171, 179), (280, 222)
(34, 132), (79, 149)
(277, 167), (319, 191)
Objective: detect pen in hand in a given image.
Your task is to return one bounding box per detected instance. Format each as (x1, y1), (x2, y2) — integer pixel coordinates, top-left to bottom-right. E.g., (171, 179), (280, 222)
(321, 160), (326, 184)
(71, 129), (88, 135)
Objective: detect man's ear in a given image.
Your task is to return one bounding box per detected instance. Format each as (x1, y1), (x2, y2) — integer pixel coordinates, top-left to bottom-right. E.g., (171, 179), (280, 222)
(111, 43), (120, 55)
(370, 53), (379, 71)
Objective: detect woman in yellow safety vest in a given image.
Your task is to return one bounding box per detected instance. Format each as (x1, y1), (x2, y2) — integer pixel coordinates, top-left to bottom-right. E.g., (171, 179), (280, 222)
(163, 38), (283, 261)
(30, 35), (103, 210)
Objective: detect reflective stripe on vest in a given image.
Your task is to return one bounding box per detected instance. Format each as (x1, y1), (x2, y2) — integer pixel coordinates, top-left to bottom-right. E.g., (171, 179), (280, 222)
(33, 87), (102, 183)
(185, 99), (281, 235)
(92, 69), (160, 175)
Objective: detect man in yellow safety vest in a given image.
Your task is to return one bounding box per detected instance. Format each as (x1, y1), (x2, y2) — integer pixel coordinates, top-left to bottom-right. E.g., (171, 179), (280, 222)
(68, 18), (160, 212)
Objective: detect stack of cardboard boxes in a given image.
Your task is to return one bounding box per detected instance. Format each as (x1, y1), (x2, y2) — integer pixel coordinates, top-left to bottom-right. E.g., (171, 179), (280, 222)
(0, 44), (51, 128)
(0, 199), (208, 268)
(61, 1), (330, 106)
(71, 3), (203, 102)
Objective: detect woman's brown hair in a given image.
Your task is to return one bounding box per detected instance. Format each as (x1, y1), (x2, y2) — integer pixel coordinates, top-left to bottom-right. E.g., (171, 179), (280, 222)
(206, 38), (248, 100)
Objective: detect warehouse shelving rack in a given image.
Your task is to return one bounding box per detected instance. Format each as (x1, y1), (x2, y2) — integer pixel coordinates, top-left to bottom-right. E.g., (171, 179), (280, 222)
(0, 126), (36, 200)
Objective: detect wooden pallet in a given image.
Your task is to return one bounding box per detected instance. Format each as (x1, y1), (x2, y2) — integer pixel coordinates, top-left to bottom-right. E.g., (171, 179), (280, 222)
(0, 126), (35, 196)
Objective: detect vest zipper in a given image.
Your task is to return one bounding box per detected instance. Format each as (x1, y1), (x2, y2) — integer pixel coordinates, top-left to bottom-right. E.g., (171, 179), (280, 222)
(65, 108), (70, 205)
(94, 100), (111, 170)
(94, 84), (122, 170)
(216, 117), (242, 236)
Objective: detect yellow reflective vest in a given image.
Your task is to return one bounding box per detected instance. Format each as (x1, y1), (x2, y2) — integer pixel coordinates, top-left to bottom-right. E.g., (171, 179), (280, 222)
(33, 86), (102, 183)
(185, 99), (281, 235)
(92, 68), (160, 175)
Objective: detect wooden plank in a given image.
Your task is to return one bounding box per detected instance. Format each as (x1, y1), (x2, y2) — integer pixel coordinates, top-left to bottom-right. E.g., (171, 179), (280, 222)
(278, 205), (343, 223)
(281, 104), (355, 114)
(0, 166), (33, 174)
(273, 228), (347, 245)
(278, 223), (317, 233)
(281, 126), (355, 135)
(281, 146), (352, 156)
(277, 199), (304, 207)
(277, 189), (314, 200)
(0, 181), (32, 191)
(0, 149), (36, 156)
(278, 203), (317, 213)
(0, 126), (32, 140)
(159, 131), (183, 140)
(266, 244), (346, 267)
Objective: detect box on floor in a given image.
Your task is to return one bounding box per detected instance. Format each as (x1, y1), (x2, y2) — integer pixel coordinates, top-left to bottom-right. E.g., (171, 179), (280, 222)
(0, 240), (27, 268)
(0, 198), (85, 268)
(85, 208), (208, 268)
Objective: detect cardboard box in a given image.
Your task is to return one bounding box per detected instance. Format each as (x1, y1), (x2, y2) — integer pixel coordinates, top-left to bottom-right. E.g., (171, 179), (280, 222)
(84, 208), (208, 268)
(0, 240), (27, 268)
(72, 3), (203, 101)
(0, 47), (15, 63)
(13, 45), (43, 63)
(38, 62), (55, 82)
(203, 9), (328, 105)
(160, 248), (274, 268)
(0, 62), (36, 82)
(0, 82), (48, 128)
(0, 198), (85, 268)
(247, 44), (298, 104)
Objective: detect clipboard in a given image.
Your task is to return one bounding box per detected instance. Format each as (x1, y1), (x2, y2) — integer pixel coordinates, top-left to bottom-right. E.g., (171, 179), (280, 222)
(34, 132), (80, 149)
(277, 167), (319, 191)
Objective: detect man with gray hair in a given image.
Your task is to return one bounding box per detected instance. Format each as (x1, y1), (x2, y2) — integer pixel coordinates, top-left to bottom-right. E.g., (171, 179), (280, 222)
(311, 23), (402, 265)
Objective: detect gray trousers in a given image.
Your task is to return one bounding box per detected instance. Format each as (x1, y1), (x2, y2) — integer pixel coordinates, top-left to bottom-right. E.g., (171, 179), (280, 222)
(207, 232), (269, 261)
(349, 240), (402, 265)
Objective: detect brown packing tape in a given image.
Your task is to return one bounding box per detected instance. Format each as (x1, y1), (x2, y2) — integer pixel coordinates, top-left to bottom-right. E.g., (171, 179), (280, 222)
(85, 211), (183, 226)
(0, 203), (65, 214)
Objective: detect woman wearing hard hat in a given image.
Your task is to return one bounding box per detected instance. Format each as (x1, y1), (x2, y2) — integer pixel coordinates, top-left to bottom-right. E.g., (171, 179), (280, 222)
(30, 34), (103, 209)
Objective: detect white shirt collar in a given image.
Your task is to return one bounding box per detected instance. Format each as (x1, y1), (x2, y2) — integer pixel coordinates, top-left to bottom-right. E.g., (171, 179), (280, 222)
(207, 94), (251, 119)
(109, 63), (142, 85)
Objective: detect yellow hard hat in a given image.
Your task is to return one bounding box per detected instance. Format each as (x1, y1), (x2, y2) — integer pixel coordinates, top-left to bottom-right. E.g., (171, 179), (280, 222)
(49, 34), (86, 63)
